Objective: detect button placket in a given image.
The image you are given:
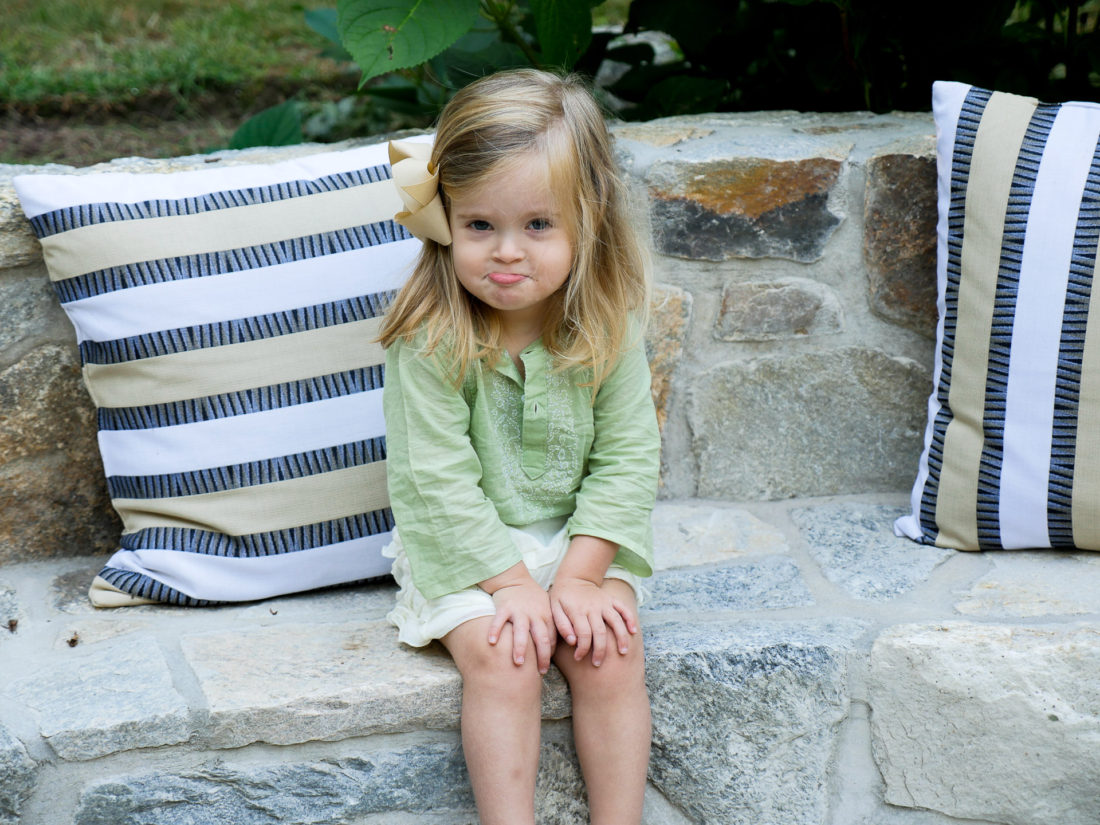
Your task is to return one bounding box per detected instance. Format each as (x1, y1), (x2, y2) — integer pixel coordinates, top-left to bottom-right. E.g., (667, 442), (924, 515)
(519, 344), (549, 479)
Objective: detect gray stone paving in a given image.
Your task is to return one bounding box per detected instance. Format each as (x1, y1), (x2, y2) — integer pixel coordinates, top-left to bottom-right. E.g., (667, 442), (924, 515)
(2, 494), (1097, 825)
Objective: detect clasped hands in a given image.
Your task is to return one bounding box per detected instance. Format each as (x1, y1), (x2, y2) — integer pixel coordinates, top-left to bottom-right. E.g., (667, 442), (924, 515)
(479, 536), (638, 675)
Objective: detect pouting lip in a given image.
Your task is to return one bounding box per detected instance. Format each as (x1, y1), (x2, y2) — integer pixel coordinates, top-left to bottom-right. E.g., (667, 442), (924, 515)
(487, 272), (529, 284)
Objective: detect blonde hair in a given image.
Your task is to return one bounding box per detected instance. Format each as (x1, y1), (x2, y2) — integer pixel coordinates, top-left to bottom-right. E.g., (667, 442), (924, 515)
(377, 69), (651, 390)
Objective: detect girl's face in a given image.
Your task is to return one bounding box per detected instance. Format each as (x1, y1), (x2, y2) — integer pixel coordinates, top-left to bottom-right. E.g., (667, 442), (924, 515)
(448, 151), (573, 337)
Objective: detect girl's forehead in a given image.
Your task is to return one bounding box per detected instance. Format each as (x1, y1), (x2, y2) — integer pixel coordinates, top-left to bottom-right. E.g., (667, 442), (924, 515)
(454, 153), (564, 212)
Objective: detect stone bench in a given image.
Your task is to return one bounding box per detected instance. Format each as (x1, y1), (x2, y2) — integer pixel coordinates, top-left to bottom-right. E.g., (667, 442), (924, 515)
(2, 113), (1099, 825)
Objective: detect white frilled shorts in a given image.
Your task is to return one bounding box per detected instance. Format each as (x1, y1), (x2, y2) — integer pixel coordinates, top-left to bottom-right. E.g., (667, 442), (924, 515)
(381, 516), (646, 648)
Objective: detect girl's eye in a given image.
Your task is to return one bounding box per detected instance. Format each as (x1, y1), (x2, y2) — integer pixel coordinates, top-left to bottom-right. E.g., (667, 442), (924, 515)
(528, 217), (552, 231)
(469, 220), (491, 231)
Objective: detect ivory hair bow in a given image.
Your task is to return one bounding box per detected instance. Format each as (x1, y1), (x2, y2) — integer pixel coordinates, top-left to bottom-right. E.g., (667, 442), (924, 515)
(388, 140), (452, 246)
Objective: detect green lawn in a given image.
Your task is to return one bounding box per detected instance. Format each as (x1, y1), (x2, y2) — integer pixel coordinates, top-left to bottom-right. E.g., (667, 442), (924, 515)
(0, 0), (346, 111)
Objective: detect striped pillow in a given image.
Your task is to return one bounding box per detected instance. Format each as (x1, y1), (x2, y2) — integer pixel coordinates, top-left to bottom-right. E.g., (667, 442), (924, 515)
(14, 141), (422, 604)
(895, 81), (1100, 551)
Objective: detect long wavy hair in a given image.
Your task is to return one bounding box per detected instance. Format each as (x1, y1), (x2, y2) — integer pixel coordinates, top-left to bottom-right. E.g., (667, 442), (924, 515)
(377, 69), (651, 390)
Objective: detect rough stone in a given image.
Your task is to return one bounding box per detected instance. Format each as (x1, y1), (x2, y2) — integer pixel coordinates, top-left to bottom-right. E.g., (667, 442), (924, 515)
(180, 620), (571, 749)
(74, 743), (475, 825)
(688, 347), (930, 500)
(0, 344), (119, 564)
(863, 153), (938, 337)
(791, 501), (953, 600)
(646, 557), (813, 613)
(645, 155), (844, 262)
(9, 636), (190, 760)
(0, 273), (63, 354)
(0, 183), (43, 270)
(613, 121), (715, 149)
(715, 278), (843, 341)
(0, 582), (19, 638)
(645, 619), (867, 825)
(869, 622), (1100, 825)
(651, 502), (788, 570)
(72, 740), (586, 825)
(954, 552), (1100, 617)
(647, 283), (692, 433)
(0, 723), (36, 825)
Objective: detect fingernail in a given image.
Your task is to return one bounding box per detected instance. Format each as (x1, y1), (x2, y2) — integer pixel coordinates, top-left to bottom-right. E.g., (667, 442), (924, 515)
(516, 656), (524, 664)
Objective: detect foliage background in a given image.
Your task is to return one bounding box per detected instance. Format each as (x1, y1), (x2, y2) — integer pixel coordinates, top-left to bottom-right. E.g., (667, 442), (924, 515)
(2, 0), (1098, 165)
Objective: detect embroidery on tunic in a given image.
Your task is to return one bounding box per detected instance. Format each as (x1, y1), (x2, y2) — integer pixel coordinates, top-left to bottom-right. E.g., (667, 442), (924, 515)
(486, 367), (584, 522)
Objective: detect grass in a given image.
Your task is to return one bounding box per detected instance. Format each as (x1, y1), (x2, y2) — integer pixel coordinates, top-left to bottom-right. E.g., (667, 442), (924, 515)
(0, 0), (349, 112)
(0, 0), (633, 166)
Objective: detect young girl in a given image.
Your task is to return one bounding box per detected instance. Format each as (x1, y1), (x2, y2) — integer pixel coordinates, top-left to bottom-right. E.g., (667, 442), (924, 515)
(378, 69), (660, 825)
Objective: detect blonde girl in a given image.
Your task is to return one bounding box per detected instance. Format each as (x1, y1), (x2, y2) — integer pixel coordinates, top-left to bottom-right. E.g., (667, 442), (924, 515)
(378, 69), (660, 825)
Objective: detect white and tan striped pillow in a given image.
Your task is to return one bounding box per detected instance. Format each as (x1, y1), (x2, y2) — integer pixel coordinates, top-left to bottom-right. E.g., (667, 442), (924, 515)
(896, 81), (1100, 551)
(14, 141), (423, 603)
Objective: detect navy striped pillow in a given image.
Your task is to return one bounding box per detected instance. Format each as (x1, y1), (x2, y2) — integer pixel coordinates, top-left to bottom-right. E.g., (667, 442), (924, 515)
(896, 82), (1100, 551)
(14, 141), (425, 604)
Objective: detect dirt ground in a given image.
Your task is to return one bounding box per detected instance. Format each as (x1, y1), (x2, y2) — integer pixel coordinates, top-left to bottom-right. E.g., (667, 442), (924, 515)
(2, 110), (239, 168)
(1, 78), (353, 168)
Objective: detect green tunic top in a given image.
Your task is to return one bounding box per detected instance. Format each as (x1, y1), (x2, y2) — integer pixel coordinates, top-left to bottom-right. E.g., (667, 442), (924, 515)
(383, 331), (661, 601)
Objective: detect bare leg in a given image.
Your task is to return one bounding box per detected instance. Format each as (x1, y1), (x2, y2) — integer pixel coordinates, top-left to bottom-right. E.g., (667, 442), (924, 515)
(443, 616), (543, 825)
(554, 580), (650, 825)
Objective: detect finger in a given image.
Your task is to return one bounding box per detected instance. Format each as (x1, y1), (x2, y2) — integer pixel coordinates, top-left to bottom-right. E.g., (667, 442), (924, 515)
(551, 600), (576, 646)
(487, 609), (509, 646)
(572, 614), (593, 662)
(589, 615), (608, 667)
(610, 598), (639, 636)
(532, 621), (553, 675)
(604, 606), (631, 655)
(511, 617), (530, 666)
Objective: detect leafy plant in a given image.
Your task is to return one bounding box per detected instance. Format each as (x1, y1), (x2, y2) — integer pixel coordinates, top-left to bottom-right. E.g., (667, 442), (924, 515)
(229, 0), (1100, 149)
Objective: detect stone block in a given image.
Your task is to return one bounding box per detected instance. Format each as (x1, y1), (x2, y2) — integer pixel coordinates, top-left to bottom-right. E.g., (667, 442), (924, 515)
(646, 557), (813, 613)
(647, 283), (692, 433)
(954, 552), (1100, 617)
(0, 180), (43, 270)
(651, 502), (788, 570)
(645, 619), (867, 825)
(688, 347), (929, 500)
(645, 153), (845, 262)
(73, 740), (585, 825)
(74, 743), (475, 825)
(0, 724), (36, 825)
(863, 153), (938, 337)
(792, 501), (953, 600)
(0, 582), (18, 638)
(181, 620), (571, 749)
(715, 278), (842, 341)
(9, 637), (190, 760)
(0, 344), (119, 564)
(0, 273), (62, 353)
(869, 622), (1100, 825)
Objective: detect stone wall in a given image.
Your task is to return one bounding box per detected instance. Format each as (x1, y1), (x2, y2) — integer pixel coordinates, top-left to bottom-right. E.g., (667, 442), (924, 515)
(0, 108), (939, 565)
(2, 114), (1099, 825)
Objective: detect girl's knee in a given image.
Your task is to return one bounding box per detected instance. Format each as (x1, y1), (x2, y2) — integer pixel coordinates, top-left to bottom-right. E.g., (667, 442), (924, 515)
(557, 637), (646, 699)
(447, 623), (543, 697)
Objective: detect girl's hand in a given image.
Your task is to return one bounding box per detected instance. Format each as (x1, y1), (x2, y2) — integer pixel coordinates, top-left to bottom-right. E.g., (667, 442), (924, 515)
(549, 576), (638, 668)
(480, 563), (555, 674)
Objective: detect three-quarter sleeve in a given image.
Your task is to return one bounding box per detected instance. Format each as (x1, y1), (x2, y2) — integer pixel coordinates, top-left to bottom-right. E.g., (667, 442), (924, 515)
(383, 338), (522, 599)
(566, 334), (661, 576)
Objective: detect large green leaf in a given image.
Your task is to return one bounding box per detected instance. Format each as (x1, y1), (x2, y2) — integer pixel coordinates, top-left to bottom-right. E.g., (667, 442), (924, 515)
(305, 8), (355, 62)
(229, 101), (303, 150)
(530, 0), (593, 69)
(338, 0), (480, 86)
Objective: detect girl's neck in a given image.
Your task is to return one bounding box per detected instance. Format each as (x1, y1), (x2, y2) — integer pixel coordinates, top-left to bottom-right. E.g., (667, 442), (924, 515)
(500, 319), (544, 375)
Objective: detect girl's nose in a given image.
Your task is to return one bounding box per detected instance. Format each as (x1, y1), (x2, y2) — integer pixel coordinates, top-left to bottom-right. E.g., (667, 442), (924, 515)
(492, 231), (524, 262)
